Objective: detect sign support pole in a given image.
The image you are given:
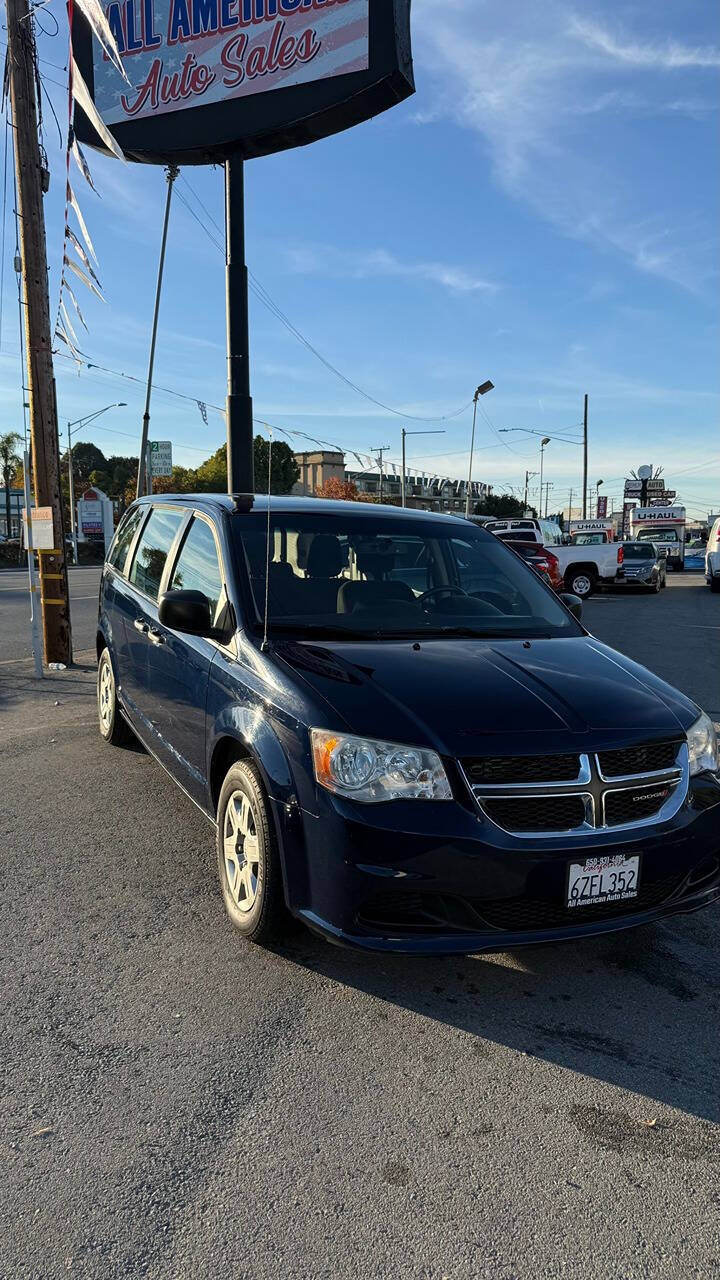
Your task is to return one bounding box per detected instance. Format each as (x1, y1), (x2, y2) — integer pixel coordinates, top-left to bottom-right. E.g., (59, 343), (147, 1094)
(225, 155), (254, 496)
(137, 164), (178, 499)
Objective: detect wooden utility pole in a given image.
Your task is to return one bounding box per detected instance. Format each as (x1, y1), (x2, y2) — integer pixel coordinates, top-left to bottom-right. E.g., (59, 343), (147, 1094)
(7, 0), (71, 663)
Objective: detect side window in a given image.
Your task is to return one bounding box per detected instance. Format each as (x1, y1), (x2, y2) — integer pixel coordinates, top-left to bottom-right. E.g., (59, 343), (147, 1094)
(170, 517), (224, 625)
(107, 506), (145, 576)
(128, 507), (185, 601)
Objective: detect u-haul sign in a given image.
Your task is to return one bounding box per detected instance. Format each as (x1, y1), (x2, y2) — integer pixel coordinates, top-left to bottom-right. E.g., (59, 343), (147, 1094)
(631, 507), (685, 523)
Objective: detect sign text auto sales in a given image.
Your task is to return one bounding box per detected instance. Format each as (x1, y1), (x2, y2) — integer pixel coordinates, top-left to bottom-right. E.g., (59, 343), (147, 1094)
(96, 0), (369, 124)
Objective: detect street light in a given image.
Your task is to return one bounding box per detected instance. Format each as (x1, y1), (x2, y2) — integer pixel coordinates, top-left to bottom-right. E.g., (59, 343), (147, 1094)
(465, 380), (494, 519)
(539, 437), (551, 518)
(401, 428), (445, 507)
(67, 403), (126, 564)
(498, 428), (583, 444)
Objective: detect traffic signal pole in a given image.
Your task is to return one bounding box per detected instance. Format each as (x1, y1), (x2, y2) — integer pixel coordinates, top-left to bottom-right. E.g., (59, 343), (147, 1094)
(7, 0), (71, 664)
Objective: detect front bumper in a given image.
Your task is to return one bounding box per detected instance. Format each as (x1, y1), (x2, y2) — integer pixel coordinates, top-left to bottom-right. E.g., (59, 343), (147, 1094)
(618, 571), (656, 587)
(287, 775), (720, 955)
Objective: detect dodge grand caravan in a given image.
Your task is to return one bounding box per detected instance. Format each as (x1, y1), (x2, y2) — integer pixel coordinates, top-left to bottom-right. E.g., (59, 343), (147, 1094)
(97, 496), (720, 954)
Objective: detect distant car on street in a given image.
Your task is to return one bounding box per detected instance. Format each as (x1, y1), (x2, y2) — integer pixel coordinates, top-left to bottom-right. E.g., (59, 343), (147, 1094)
(617, 542), (667, 593)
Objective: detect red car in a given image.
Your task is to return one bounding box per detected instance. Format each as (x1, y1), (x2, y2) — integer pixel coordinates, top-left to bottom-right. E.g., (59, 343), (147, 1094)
(503, 539), (564, 592)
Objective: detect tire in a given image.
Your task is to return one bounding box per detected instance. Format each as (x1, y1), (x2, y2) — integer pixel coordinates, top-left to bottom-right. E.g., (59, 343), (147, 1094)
(711, 577), (720, 594)
(566, 569), (595, 599)
(97, 647), (133, 746)
(653, 576), (661, 594)
(661, 575), (667, 589)
(216, 761), (286, 945)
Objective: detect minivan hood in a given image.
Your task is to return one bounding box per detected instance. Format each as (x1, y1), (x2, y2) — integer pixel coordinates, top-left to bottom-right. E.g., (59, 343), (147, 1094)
(274, 636), (697, 758)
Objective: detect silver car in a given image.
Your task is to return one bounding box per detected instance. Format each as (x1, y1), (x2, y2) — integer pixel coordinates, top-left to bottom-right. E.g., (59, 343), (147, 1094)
(618, 542), (667, 593)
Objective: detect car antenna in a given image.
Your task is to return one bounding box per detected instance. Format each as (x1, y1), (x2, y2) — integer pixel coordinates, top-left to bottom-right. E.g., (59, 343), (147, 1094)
(261, 432), (273, 653)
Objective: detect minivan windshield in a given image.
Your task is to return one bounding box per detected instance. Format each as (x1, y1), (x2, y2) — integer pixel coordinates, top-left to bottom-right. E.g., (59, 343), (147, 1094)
(232, 512), (581, 641)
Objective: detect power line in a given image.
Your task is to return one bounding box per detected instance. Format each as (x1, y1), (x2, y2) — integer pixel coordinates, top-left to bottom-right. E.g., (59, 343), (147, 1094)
(177, 172), (476, 426)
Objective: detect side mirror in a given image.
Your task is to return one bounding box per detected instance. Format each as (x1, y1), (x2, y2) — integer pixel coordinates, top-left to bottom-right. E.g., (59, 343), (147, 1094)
(159, 589), (213, 636)
(559, 592), (583, 621)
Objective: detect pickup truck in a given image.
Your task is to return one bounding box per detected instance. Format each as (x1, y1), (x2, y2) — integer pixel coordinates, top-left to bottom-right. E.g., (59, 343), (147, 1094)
(552, 541), (624, 599)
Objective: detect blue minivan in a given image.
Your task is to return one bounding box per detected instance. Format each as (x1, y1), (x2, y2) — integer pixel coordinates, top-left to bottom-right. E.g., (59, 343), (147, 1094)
(97, 495), (720, 953)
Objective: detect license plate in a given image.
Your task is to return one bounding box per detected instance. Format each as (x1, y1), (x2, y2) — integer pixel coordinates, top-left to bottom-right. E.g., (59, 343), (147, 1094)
(567, 854), (640, 909)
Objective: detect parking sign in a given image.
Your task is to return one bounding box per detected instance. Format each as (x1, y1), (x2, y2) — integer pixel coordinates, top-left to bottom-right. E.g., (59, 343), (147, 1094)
(150, 441), (173, 478)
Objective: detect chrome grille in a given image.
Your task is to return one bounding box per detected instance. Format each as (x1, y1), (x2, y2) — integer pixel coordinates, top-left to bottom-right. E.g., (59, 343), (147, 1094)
(482, 795), (589, 833)
(464, 753), (581, 784)
(461, 743), (687, 837)
(604, 783), (678, 827)
(598, 740), (681, 779)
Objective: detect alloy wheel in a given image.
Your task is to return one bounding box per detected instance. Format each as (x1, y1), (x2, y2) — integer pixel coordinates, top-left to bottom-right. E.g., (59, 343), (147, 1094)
(223, 791), (261, 914)
(98, 658), (113, 732)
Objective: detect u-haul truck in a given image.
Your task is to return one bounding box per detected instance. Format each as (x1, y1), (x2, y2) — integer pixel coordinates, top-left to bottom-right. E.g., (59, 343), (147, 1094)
(630, 506), (686, 571)
(567, 519), (615, 544)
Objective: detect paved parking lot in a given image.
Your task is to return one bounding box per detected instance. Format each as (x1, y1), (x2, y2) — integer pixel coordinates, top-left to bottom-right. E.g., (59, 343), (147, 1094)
(1, 573), (718, 1279)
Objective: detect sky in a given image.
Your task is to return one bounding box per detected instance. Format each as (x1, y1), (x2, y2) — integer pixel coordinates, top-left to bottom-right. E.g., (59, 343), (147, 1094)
(1, 0), (719, 523)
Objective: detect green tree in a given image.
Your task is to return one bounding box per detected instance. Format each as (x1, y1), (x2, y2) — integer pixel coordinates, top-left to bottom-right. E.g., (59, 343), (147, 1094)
(191, 437), (299, 495)
(65, 441), (108, 485)
(1, 431), (23, 536)
(476, 493), (535, 519)
(193, 446), (227, 492)
(254, 437), (299, 495)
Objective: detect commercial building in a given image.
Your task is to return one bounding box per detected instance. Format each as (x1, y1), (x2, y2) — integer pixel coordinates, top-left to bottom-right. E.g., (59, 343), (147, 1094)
(0, 487), (24, 538)
(292, 450), (491, 513)
(293, 451), (346, 497)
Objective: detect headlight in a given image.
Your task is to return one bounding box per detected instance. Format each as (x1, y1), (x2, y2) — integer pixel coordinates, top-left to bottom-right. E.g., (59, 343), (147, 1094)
(687, 712), (719, 776)
(311, 729), (453, 803)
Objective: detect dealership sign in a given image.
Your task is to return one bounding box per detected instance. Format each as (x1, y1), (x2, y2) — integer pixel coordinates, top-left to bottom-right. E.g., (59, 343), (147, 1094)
(72, 0), (414, 163)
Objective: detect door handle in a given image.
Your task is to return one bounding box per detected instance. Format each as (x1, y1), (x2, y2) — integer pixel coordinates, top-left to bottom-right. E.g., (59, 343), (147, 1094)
(133, 619), (148, 634)
(147, 629), (166, 646)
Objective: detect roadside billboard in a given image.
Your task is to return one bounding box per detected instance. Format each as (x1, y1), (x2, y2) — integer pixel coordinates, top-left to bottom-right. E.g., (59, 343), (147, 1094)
(72, 0), (414, 163)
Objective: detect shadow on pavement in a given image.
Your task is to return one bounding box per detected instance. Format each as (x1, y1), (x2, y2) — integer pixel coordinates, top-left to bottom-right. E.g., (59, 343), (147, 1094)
(272, 909), (720, 1127)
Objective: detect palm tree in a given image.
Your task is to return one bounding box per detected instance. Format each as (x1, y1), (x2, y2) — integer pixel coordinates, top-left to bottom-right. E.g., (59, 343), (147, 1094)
(0, 431), (23, 538)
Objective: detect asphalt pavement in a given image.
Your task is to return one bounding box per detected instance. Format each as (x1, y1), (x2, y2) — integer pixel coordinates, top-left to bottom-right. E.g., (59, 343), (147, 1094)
(1, 573), (719, 1279)
(0, 566), (102, 664)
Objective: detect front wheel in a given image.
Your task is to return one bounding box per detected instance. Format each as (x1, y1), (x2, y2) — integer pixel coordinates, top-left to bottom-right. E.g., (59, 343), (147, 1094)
(566, 569), (595, 599)
(216, 761), (286, 945)
(711, 577), (720, 594)
(97, 648), (133, 746)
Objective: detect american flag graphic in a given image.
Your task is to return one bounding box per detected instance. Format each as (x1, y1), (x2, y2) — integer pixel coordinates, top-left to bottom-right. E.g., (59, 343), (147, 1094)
(94, 0), (369, 125)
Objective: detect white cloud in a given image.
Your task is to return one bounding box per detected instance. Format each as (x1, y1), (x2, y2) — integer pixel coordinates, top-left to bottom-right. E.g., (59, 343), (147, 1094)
(411, 1), (718, 290)
(568, 18), (720, 70)
(285, 245), (498, 295)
